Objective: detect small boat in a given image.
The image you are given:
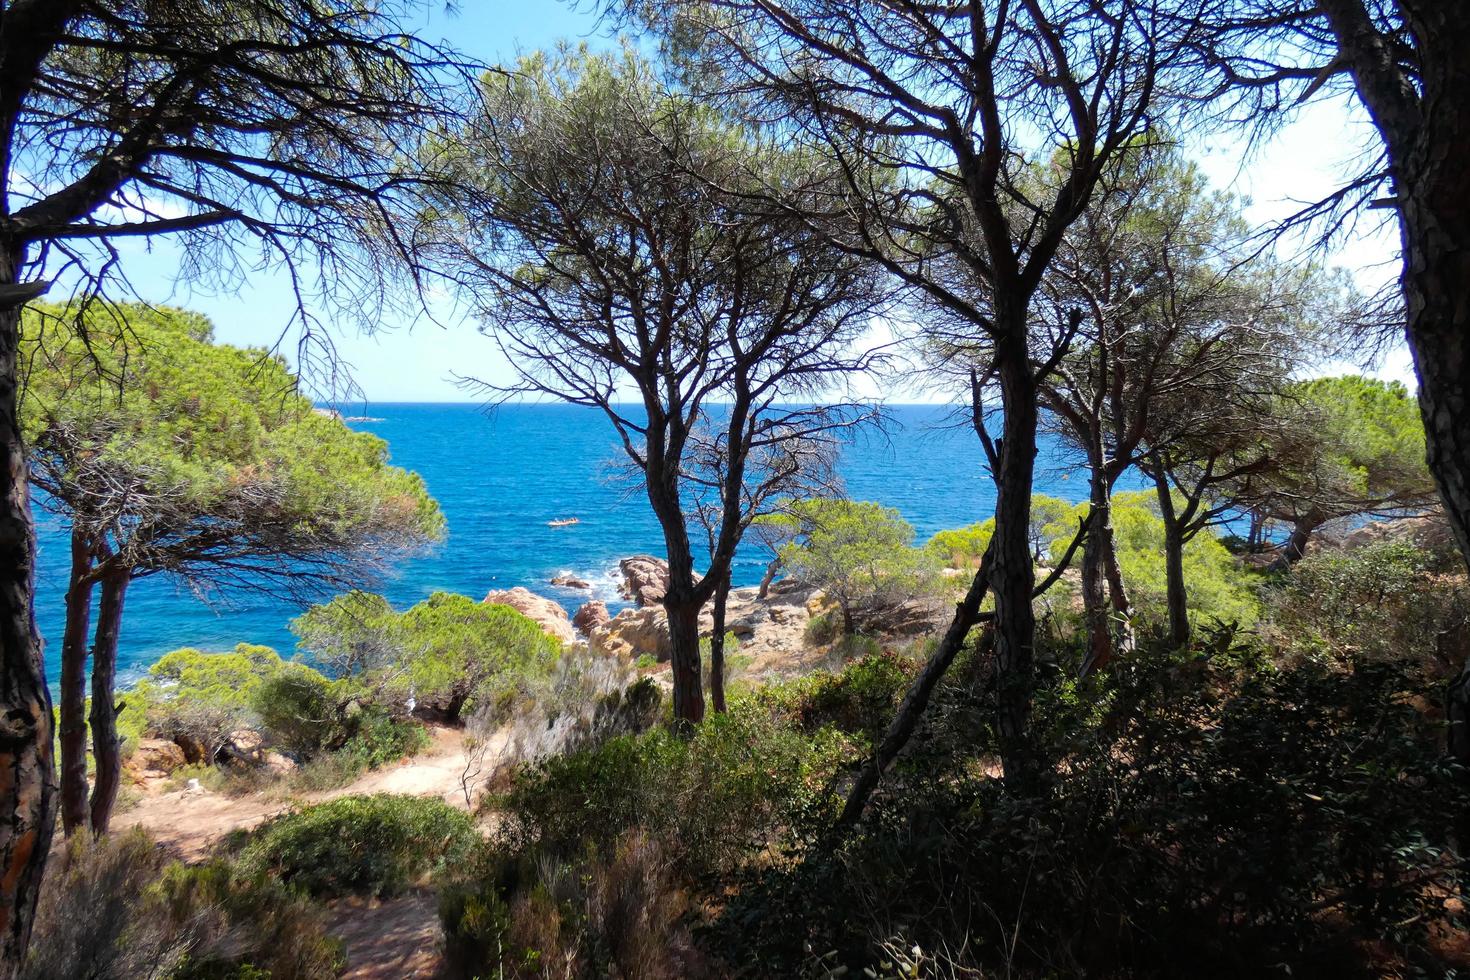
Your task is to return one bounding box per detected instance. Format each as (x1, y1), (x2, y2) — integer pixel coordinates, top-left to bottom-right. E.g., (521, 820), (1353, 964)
(547, 518), (580, 527)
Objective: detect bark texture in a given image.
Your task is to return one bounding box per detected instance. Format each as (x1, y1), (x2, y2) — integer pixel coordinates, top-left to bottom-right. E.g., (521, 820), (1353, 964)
(991, 345), (1040, 792)
(58, 528), (92, 835)
(0, 295), (53, 977)
(87, 571), (128, 834)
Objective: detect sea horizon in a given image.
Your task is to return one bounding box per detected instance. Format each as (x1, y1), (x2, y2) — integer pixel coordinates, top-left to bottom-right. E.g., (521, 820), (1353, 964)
(34, 402), (1111, 689)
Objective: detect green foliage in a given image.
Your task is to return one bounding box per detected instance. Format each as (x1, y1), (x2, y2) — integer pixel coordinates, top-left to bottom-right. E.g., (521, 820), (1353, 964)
(250, 667), (341, 758)
(1267, 539), (1470, 666)
(293, 590), (561, 722)
(499, 704), (848, 879)
(21, 302), (444, 576)
(753, 651), (916, 749)
(440, 829), (690, 980)
(1256, 376), (1437, 530)
(713, 647), (1468, 977)
(238, 794), (481, 898)
(23, 829), (341, 980)
(925, 518), (993, 569)
(1113, 491), (1261, 628)
(774, 499), (937, 635)
(137, 644), (297, 760)
(1042, 493), (1261, 629)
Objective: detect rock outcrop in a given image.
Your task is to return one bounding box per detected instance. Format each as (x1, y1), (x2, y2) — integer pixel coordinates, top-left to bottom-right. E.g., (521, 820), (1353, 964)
(589, 606), (672, 661)
(572, 600), (611, 634)
(618, 555), (671, 607)
(128, 738), (187, 778)
(483, 587), (576, 646)
(550, 574), (592, 590)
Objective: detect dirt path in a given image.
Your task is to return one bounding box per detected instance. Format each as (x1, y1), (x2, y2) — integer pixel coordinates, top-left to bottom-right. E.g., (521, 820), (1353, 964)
(120, 724), (484, 861)
(117, 725), (492, 978)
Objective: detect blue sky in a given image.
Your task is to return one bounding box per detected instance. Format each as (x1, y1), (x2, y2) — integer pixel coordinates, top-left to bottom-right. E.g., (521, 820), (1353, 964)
(106, 1), (1407, 403)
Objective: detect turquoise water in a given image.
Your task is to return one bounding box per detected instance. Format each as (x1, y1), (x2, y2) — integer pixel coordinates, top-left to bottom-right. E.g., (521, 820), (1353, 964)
(34, 403), (1102, 687)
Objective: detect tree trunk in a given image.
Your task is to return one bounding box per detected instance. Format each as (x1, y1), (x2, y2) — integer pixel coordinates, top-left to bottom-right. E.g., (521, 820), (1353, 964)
(1152, 471), (1190, 647)
(991, 343), (1039, 793)
(1280, 514), (1322, 564)
(59, 528), (94, 836)
(1079, 469), (1111, 676)
(757, 557), (780, 600)
(838, 548), (994, 830)
(664, 596), (704, 727)
(0, 284), (54, 976)
(1102, 530), (1135, 653)
(708, 569), (730, 714)
(88, 571), (128, 835)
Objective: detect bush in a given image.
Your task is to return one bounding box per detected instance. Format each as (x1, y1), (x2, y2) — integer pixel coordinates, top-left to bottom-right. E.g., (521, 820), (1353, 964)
(138, 644), (295, 761)
(293, 590), (562, 722)
(23, 829), (342, 980)
(1266, 539), (1470, 669)
(754, 651), (915, 749)
(440, 829), (697, 980)
(804, 613), (837, 646)
(712, 646), (1470, 978)
(251, 666), (342, 757)
(499, 704), (847, 879)
(237, 793), (481, 897)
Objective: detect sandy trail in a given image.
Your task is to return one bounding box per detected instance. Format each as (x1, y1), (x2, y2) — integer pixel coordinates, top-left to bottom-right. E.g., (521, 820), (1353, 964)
(120, 724), (486, 861)
(118, 725), (495, 977)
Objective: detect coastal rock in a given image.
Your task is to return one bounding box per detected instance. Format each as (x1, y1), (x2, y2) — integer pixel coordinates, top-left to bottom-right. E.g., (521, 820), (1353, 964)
(550, 574), (592, 590)
(572, 600), (611, 634)
(589, 607), (672, 661)
(129, 738), (187, 777)
(483, 587), (576, 646)
(221, 729), (265, 766)
(618, 555), (671, 607)
(263, 750), (299, 775)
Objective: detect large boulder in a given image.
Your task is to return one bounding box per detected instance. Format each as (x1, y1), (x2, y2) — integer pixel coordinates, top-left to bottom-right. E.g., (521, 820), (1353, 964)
(483, 587), (576, 646)
(128, 738), (187, 777)
(572, 599), (611, 634)
(618, 555), (673, 607)
(589, 606), (672, 661)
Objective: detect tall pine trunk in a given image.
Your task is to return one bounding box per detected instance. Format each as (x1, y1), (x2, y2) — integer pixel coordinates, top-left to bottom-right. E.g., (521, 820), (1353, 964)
(0, 290), (53, 976)
(59, 528), (93, 835)
(1152, 471), (1190, 647)
(1079, 467), (1112, 676)
(708, 569), (730, 714)
(664, 596), (704, 726)
(991, 340), (1039, 793)
(88, 570), (128, 834)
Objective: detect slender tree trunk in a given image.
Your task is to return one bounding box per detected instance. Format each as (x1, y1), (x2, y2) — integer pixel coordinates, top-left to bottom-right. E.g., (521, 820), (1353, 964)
(1152, 472), (1190, 647)
(1102, 529), (1134, 653)
(88, 570), (128, 835)
(664, 596), (704, 726)
(708, 569), (730, 714)
(991, 342), (1039, 793)
(757, 557), (780, 600)
(58, 528), (93, 835)
(0, 285), (54, 976)
(838, 548), (994, 830)
(1280, 512), (1323, 564)
(1079, 468), (1111, 676)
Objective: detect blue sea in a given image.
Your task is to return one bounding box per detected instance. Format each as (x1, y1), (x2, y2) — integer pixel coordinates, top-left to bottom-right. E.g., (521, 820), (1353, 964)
(34, 403), (1102, 688)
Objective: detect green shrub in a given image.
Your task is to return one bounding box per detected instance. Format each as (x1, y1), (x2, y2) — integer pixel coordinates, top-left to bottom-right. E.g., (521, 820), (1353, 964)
(500, 705), (847, 878)
(22, 829), (341, 980)
(440, 829), (694, 980)
(925, 518), (993, 569)
(238, 794), (480, 898)
(251, 667), (342, 757)
(804, 613), (836, 646)
(138, 644), (296, 761)
(1266, 539), (1470, 669)
(712, 646), (1469, 977)
(294, 590), (561, 722)
(755, 652), (915, 748)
